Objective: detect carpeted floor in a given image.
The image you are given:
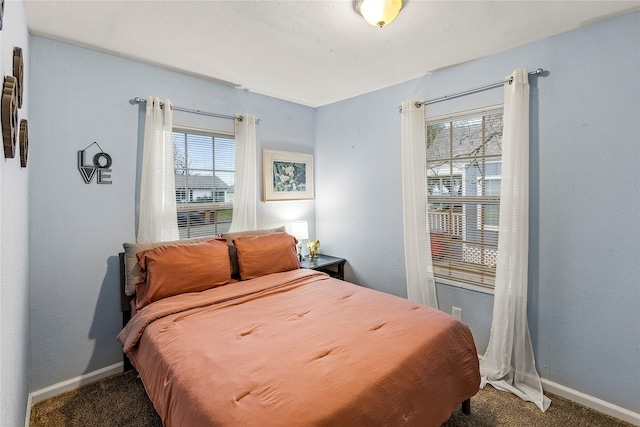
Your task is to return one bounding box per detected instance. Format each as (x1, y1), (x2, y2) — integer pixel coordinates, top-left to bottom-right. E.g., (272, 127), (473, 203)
(30, 370), (633, 427)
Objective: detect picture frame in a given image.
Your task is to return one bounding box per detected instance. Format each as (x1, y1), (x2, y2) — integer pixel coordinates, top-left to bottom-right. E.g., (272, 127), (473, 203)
(263, 149), (314, 201)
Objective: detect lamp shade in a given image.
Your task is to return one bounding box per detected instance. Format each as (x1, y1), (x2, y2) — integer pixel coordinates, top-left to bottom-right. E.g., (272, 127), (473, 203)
(291, 221), (309, 240)
(354, 0), (404, 28)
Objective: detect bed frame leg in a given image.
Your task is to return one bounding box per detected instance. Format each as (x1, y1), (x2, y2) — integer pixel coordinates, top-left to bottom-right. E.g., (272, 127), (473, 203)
(123, 355), (134, 372)
(462, 398), (471, 415)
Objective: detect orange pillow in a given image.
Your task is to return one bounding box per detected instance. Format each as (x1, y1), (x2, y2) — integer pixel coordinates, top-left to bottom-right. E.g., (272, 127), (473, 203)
(233, 233), (299, 280)
(221, 226), (287, 277)
(135, 239), (230, 309)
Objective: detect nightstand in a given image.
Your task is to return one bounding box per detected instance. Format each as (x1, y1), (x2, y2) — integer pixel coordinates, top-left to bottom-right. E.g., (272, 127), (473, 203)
(300, 254), (346, 280)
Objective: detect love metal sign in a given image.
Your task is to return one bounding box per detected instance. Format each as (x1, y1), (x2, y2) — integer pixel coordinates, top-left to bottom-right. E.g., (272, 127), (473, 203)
(77, 142), (112, 184)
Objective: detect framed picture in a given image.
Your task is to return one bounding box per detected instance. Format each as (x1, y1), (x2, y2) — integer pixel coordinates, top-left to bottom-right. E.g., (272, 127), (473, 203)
(263, 149), (314, 201)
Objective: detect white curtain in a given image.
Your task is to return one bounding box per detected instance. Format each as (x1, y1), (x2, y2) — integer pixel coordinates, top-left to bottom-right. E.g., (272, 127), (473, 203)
(228, 114), (257, 232)
(137, 96), (179, 243)
(480, 69), (550, 412)
(401, 100), (438, 309)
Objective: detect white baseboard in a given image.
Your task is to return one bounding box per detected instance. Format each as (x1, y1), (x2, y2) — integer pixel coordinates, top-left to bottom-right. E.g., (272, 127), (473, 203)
(24, 393), (33, 427)
(541, 378), (640, 426)
(28, 362), (124, 405)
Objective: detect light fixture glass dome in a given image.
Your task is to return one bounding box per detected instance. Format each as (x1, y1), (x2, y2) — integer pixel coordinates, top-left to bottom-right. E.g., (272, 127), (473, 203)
(354, 0), (404, 28)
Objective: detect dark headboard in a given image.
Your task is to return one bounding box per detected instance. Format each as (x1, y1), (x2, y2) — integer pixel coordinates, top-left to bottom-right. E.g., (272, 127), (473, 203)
(119, 252), (135, 371)
(119, 252), (134, 316)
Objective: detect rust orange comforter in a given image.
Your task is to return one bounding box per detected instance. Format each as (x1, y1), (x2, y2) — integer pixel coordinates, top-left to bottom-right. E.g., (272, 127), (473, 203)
(118, 269), (480, 427)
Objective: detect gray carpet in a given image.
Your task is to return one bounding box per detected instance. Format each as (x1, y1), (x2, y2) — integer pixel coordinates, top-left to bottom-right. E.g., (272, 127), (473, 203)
(30, 370), (633, 426)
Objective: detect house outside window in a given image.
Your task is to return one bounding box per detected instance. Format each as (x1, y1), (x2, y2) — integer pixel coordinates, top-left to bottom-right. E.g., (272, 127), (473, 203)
(476, 162), (501, 231)
(173, 128), (235, 239)
(426, 106), (503, 289)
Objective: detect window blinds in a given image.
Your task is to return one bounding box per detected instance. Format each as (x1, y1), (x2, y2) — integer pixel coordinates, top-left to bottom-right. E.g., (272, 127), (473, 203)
(173, 128), (235, 238)
(426, 106), (503, 289)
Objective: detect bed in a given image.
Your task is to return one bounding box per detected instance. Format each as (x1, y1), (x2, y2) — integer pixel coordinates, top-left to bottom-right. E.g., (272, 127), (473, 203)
(117, 228), (480, 426)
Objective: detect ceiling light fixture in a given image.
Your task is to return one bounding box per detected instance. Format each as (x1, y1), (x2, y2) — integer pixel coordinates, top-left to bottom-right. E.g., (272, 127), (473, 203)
(353, 0), (404, 28)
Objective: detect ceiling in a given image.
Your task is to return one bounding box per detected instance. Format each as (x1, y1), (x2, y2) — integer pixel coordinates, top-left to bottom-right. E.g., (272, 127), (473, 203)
(24, 1), (640, 107)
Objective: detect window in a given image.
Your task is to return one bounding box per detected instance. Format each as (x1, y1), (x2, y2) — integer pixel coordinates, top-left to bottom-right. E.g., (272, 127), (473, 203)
(173, 128), (235, 239)
(426, 106), (503, 289)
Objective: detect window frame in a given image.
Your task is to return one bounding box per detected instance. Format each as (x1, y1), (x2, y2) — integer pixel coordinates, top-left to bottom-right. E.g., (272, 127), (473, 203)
(425, 105), (503, 294)
(172, 126), (235, 239)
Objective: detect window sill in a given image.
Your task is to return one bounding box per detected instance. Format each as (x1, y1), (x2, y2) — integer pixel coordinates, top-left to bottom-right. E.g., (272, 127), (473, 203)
(435, 277), (495, 295)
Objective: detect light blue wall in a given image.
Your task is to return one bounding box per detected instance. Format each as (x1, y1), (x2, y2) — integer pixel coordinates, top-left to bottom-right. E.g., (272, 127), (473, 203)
(28, 36), (315, 391)
(0, 1), (30, 425)
(316, 12), (640, 414)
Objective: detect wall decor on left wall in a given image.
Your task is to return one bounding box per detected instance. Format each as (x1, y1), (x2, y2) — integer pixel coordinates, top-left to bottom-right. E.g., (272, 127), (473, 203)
(2, 75), (18, 158)
(19, 119), (28, 167)
(13, 47), (23, 108)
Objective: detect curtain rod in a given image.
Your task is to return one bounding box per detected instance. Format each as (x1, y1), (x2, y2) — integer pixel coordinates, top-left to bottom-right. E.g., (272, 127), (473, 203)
(399, 68), (545, 112)
(130, 97), (261, 125)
